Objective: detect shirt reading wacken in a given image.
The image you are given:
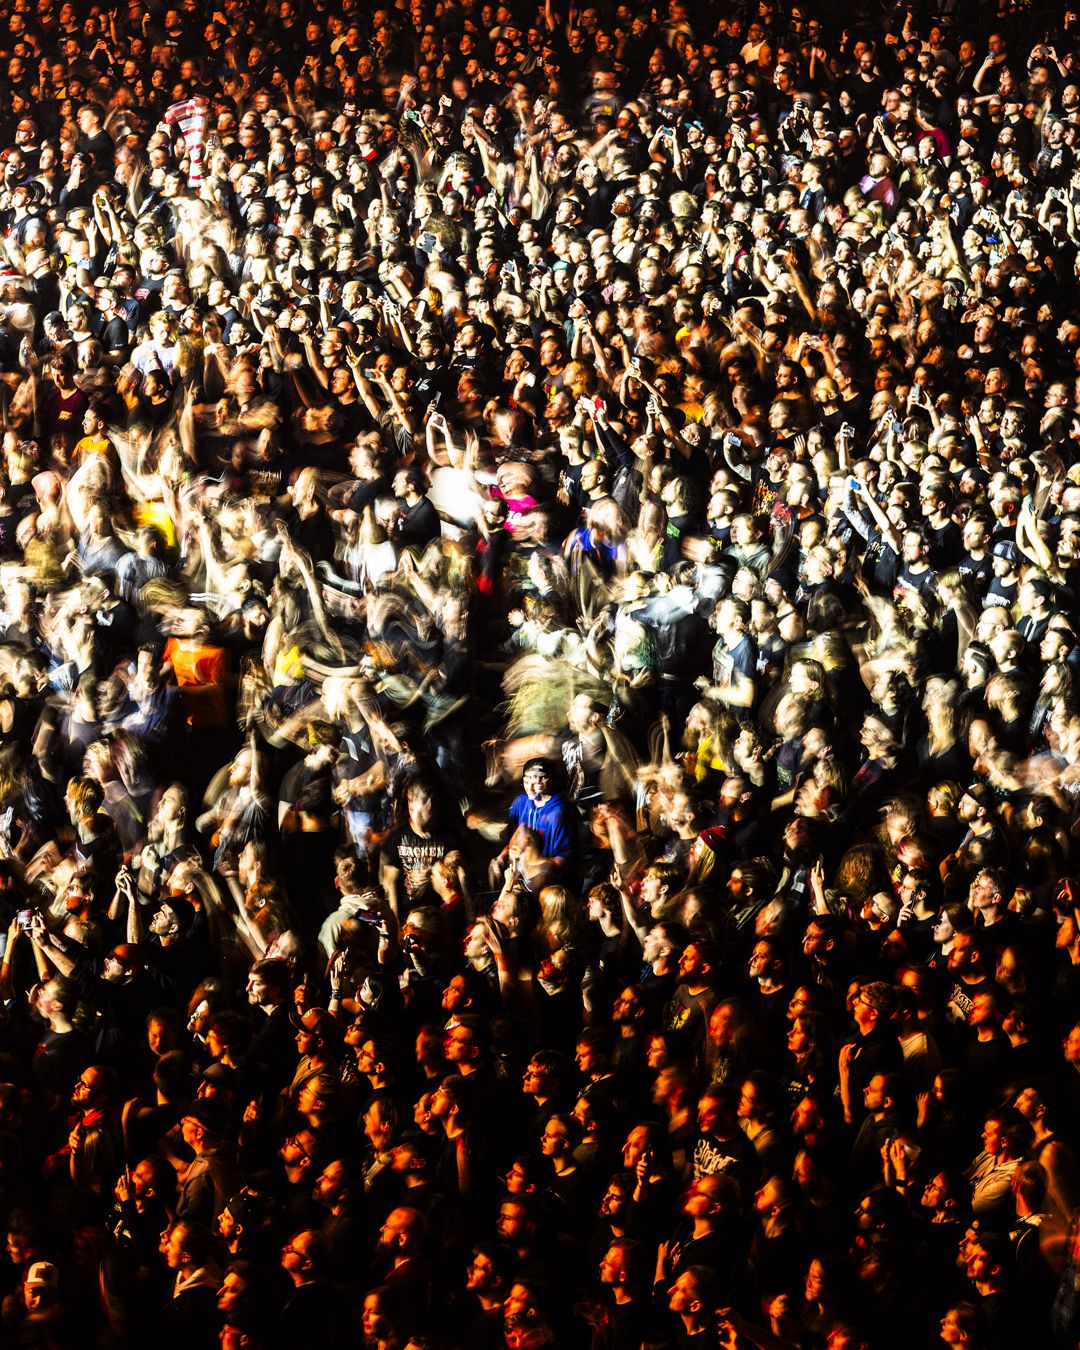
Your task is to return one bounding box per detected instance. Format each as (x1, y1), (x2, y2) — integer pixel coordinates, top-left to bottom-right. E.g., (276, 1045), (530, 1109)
(379, 825), (458, 906)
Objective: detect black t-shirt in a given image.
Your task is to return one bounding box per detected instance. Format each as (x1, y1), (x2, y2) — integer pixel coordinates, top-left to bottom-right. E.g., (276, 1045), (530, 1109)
(957, 550), (992, 594)
(663, 984), (718, 1059)
(895, 563), (938, 602)
(33, 1026), (88, 1099)
(413, 360), (456, 404)
(399, 496), (441, 548)
(73, 811), (121, 904)
(863, 528), (900, 594)
(101, 315), (131, 356)
(845, 1028), (904, 1114)
(280, 757), (335, 820)
(346, 475), (392, 515)
(77, 127), (114, 172)
(712, 635), (757, 695)
(286, 505), (335, 561)
(381, 824), (459, 907)
(983, 574), (1019, 609)
(691, 1128), (762, 1196)
(927, 519), (963, 568)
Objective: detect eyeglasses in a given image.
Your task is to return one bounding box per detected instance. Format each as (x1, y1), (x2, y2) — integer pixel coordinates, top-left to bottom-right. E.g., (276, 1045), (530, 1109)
(286, 1134), (310, 1160)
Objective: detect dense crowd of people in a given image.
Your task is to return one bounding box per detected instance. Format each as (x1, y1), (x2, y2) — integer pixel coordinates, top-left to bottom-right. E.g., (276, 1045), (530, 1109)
(2, 0), (1080, 1346)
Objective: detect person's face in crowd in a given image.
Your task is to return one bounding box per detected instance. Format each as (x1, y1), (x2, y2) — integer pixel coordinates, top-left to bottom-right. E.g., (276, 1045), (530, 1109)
(969, 989), (1000, 1031)
(407, 786), (434, 831)
(280, 1127), (315, 1175)
(962, 518), (987, 553)
(802, 922), (834, 960)
(1042, 628), (1070, 664)
(148, 901), (180, 941)
(540, 1121), (568, 1158)
(979, 1116), (1005, 1160)
(466, 1248), (499, 1294)
(522, 764), (551, 801)
(863, 1074), (888, 1115)
(443, 1021), (477, 1064)
(1060, 518), (1080, 557)
(499, 1157), (539, 1196)
(852, 988), (881, 1036)
(295, 1020), (318, 1058)
(748, 940), (778, 983)
(1060, 1021), (1080, 1067)
(147, 1015), (177, 1055)
(245, 971), (271, 1006)
(496, 1204), (533, 1248)
(599, 1175), (632, 1228)
(162, 1225), (188, 1271)
(668, 1268), (706, 1315)
(312, 1159), (351, 1212)
(622, 1124), (661, 1172)
(947, 931), (979, 973)
(902, 531), (925, 564)
(787, 1016), (814, 1056)
(640, 918), (674, 967)
(522, 1058), (553, 1099)
(362, 1292), (393, 1343)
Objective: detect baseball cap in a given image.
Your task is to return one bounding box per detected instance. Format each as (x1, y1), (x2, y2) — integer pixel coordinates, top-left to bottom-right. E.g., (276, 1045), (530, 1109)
(224, 1187), (272, 1228)
(26, 1262), (59, 1290)
(964, 782), (997, 811)
(182, 1098), (226, 1134)
(199, 1062), (237, 1090)
(290, 1007), (339, 1042)
(991, 539), (1018, 562)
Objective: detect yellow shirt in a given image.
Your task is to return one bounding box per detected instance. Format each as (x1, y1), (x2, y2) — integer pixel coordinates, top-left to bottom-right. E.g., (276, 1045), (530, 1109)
(74, 433), (113, 459)
(134, 502), (178, 549)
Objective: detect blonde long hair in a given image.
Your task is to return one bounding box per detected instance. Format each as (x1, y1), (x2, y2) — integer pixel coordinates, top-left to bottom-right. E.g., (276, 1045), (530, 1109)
(537, 885), (582, 951)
